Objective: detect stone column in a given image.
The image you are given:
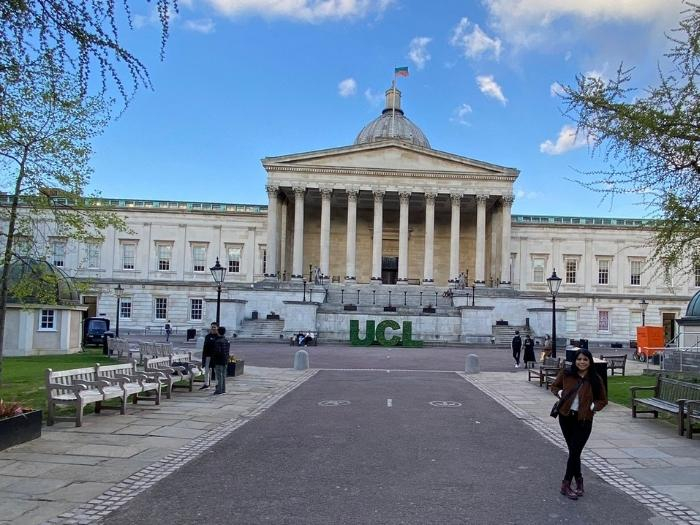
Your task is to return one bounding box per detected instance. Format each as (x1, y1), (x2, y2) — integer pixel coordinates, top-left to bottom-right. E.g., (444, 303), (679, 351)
(398, 191), (410, 282)
(291, 186), (305, 280)
(423, 192), (436, 284)
(371, 189), (385, 283)
(265, 185), (279, 278)
(319, 187), (332, 279)
(500, 195), (514, 285)
(475, 194), (488, 285)
(345, 189), (358, 282)
(449, 192), (462, 283)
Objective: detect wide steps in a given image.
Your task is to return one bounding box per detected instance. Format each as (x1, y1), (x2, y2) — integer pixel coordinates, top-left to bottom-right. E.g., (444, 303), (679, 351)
(237, 319), (284, 340)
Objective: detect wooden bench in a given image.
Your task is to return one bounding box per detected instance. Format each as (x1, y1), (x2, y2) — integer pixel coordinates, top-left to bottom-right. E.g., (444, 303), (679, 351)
(145, 353), (200, 398)
(599, 354), (627, 376)
(95, 361), (162, 406)
(631, 377), (700, 436)
(46, 367), (127, 427)
(528, 357), (563, 387)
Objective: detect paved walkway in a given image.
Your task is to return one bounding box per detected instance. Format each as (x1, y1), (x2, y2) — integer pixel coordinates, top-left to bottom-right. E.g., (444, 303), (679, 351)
(0, 359), (699, 524)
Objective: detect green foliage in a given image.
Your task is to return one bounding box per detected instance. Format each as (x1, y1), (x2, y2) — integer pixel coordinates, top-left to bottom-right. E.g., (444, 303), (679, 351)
(606, 375), (657, 408)
(350, 320), (375, 346)
(401, 321), (423, 348)
(376, 320), (401, 346)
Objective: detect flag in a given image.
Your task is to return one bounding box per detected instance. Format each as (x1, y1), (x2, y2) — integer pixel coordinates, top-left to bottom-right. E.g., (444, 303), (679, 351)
(394, 66), (409, 77)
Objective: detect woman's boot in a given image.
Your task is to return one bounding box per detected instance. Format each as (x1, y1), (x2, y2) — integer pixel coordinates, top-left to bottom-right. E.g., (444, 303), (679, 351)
(574, 476), (584, 497)
(560, 480), (578, 500)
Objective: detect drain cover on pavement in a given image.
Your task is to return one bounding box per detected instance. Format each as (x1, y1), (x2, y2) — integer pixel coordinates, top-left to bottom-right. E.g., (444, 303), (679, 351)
(429, 401), (462, 407)
(318, 400), (351, 407)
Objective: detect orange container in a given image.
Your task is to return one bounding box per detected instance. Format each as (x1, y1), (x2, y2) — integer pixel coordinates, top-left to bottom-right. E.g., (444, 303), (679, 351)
(636, 326), (665, 357)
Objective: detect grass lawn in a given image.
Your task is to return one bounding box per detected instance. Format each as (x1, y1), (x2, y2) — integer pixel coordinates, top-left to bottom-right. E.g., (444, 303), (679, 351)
(0, 349), (117, 416)
(606, 374), (657, 408)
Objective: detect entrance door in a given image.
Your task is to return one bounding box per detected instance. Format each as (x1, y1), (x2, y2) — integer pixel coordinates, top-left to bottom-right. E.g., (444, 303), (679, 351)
(663, 313), (676, 343)
(382, 256), (398, 285)
(82, 295), (97, 318)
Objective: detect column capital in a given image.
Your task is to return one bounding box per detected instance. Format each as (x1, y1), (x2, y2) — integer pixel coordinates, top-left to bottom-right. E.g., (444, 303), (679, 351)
(320, 187), (333, 200)
(501, 194), (515, 206)
(475, 193), (489, 204)
(347, 189), (359, 202)
(373, 189), (385, 203)
(450, 192), (462, 205)
(424, 192), (437, 203)
(265, 184), (279, 196)
(399, 191), (411, 205)
(293, 186), (306, 198)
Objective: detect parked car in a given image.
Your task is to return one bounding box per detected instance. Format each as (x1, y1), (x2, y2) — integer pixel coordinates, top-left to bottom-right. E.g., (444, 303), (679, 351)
(83, 317), (110, 346)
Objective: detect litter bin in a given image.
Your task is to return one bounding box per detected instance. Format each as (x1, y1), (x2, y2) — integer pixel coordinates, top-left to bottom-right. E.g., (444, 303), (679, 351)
(578, 339), (589, 349)
(102, 331), (115, 355)
(652, 353), (661, 365)
(252, 311), (258, 320)
(186, 328), (197, 341)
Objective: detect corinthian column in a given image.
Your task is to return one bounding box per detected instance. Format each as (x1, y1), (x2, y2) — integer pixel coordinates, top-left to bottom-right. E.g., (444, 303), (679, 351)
(345, 189), (358, 282)
(449, 192), (462, 283)
(319, 187), (332, 279)
(500, 195), (514, 285)
(265, 185), (279, 278)
(398, 191), (410, 282)
(423, 192), (435, 284)
(371, 189), (384, 283)
(475, 194), (488, 285)
(291, 186), (305, 280)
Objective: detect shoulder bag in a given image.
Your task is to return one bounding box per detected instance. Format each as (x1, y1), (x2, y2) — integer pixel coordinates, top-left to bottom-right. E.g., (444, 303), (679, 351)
(550, 379), (583, 418)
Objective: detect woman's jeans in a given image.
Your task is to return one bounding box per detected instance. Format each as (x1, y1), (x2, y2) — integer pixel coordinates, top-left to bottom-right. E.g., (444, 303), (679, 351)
(559, 414), (593, 481)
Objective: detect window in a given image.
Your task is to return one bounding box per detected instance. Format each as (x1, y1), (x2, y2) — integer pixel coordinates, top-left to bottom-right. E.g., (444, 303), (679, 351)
(87, 242), (100, 269)
(565, 259), (577, 284)
(532, 256), (545, 283)
(260, 246), (267, 275)
(40, 309), (55, 330)
(154, 298), (167, 320)
(192, 245), (207, 272)
(598, 310), (610, 332)
(695, 262), (700, 287)
(565, 310), (577, 333)
(52, 240), (66, 267)
(190, 299), (203, 320)
(598, 259), (610, 285)
(121, 242), (136, 270)
(630, 259), (643, 286)
(228, 246), (241, 273)
(156, 243), (172, 271)
(120, 298), (132, 319)
(629, 311), (642, 336)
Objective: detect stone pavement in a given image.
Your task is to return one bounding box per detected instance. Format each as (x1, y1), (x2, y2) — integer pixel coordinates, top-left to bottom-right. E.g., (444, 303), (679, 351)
(1, 358), (700, 524)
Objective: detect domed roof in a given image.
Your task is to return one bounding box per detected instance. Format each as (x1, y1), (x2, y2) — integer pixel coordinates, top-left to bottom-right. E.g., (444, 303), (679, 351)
(686, 290), (700, 318)
(355, 87), (430, 148)
(3, 258), (80, 305)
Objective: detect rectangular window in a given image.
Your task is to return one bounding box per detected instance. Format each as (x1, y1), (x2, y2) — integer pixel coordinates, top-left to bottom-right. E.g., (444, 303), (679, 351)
(532, 257), (545, 283)
(192, 245), (207, 272)
(228, 246), (241, 273)
(121, 242), (136, 270)
(157, 243), (172, 271)
(598, 310), (610, 332)
(565, 310), (577, 333)
(52, 241), (66, 267)
(565, 259), (577, 284)
(630, 260), (642, 286)
(120, 298), (132, 319)
(260, 246), (267, 275)
(190, 298), (203, 320)
(87, 242), (100, 269)
(695, 262), (700, 287)
(629, 311), (642, 336)
(598, 259), (610, 285)
(154, 297), (167, 320)
(40, 309), (55, 330)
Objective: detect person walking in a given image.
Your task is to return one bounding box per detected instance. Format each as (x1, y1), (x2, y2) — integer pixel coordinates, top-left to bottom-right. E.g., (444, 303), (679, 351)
(511, 330), (522, 368)
(164, 320), (172, 342)
(212, 326), (230, 395)
(523, 334), (536, 369)
(199, 322), (218, 390)
(550, 348), (608, 500)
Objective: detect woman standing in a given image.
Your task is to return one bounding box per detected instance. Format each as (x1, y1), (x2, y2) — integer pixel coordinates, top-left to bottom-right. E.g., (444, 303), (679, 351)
(550, 349), (607, 500)
(522, 335), (536, 368)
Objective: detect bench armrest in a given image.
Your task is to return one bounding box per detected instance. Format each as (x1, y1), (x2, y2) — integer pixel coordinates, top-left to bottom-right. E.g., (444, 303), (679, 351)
(80, 379), (112, 393)
(47, 381), (87, 394)
(96, 374), (129, 386)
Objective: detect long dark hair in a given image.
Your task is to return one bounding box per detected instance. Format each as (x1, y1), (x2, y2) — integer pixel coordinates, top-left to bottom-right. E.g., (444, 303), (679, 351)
(565, 349), (605, 399)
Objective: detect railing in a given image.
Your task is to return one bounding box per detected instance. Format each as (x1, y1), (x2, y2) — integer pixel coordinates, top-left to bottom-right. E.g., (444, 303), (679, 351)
(662, 346), (700, 372)
(318, 288), (463, 309)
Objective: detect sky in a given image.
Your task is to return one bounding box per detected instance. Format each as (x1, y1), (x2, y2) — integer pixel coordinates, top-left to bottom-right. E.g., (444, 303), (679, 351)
(88, 0), (686, 219)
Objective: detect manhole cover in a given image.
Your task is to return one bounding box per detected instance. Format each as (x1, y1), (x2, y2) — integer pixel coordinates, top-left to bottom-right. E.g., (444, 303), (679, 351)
(429, 401), (462, 408)
(318, 400), (351, 407)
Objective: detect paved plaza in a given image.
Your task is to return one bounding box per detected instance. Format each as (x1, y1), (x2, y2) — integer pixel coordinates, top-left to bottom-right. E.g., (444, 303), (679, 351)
(0, 344), (699, 524)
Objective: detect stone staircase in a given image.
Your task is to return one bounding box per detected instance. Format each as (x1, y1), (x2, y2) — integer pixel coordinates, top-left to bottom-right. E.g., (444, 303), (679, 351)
(492, 324), (532, 346)
(236, 319), (285, 341)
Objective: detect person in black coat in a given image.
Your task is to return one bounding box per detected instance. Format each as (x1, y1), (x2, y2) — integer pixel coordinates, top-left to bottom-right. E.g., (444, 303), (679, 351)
(212, 326), (230, 395)
(523, 334), (536, 369)
(199, 322), (218, 390)
(511, 330), (522, 368)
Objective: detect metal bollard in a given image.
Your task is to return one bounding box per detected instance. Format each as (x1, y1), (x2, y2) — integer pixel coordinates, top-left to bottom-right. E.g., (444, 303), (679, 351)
(465, 354), (480, 374)
(294, 349), (309, 370)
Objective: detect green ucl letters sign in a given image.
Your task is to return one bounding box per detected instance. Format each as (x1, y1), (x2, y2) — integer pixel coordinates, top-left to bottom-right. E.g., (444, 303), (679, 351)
(349, 319), (423, 347)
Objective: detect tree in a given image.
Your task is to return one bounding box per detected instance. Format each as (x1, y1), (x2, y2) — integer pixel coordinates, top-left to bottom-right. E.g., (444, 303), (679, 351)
(0, 57), (125, 385)
(562, 3), (700, 272)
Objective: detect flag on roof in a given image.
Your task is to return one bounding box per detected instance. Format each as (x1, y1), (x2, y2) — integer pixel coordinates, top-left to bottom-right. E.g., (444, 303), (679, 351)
(394, 66), (409, 77)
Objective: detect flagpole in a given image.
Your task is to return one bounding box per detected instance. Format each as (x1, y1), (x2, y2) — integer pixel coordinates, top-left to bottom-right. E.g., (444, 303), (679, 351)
(391, 73), (396, 138)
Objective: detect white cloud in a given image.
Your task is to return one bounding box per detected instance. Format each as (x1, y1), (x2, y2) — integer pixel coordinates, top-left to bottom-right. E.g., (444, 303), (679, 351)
(450, 104), (473, 125)
(408, 37), (432, 70)
(450, 17), (502, 60)
(476, 75), (507, 105)
(184, 18), (216, 33)
(134, 5), (178, 28)
(338, 78), (357, 97)
(539, 124), (588, 155)
(549, 82), (565, 97)
(206, 0), (394, 22)
(364, 88), (383, 106)
(515, 189), (542, 200)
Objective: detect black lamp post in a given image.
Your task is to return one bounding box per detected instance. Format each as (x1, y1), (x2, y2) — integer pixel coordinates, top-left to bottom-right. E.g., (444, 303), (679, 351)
(640, 298), (648, 326)
(547, 269), (562, 358)
(303, 279), (307, 302)
(210, 257), (226, 325)
(114, 284), (124, 338)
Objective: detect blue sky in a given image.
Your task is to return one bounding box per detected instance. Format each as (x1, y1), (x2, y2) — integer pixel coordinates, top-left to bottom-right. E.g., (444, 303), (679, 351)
(90, 0), (684, 218)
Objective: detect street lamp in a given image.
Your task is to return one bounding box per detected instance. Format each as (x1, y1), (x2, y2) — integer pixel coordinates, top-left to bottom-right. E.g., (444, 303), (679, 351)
(114, 284), (124, 338)
(210, 257), (226, 325)
(640, 298), (649, 326)
(547, 269), (562, 358)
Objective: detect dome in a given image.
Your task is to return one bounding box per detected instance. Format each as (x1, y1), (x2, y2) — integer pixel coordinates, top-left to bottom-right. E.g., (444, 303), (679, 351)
(686, 290), (700, 318)
(3, 258), (80, 305)
(355, 87), (430, 148)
